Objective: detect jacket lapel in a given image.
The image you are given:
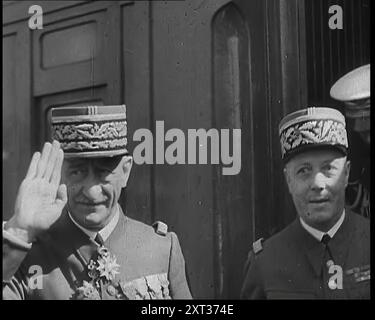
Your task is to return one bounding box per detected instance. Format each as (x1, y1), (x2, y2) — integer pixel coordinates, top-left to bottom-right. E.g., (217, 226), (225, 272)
(50, 211), (99, 268)
(328, 210), (353, 269)
(100, 207), (128, 284)
(102, 206), (127, 249)
(292, 219), (326, 277)
(294, 211), (354, 278)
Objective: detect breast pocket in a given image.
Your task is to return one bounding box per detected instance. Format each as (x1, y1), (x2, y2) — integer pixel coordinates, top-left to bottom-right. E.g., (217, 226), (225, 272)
(344, 268), (370, 299)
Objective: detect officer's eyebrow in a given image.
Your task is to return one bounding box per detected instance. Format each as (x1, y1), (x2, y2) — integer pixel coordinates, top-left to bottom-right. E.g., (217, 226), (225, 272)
(284, 161), (308, 175)
(65, 159), (88, 168)
(94, 156), (122, 169)
(321, 157), (344, 168)
(294, 161), (311, 168)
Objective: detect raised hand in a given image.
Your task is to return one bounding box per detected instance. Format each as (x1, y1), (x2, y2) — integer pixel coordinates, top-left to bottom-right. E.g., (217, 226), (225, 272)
(5, 140), (68, 242)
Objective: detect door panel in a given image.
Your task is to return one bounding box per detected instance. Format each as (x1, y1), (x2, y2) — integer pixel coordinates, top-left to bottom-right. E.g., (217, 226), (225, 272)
(212, 2), (255, 298)
(3, 23), (31, 220)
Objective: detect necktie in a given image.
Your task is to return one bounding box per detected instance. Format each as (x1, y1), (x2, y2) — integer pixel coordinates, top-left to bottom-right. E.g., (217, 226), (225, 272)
(93, 233), (105, 299)
(95, 233), (104, 246)
(321, 233), (333, 260)
(321, 233), (331, 245)
(321, 234), (333, 261)
(320, 233), (334, 297)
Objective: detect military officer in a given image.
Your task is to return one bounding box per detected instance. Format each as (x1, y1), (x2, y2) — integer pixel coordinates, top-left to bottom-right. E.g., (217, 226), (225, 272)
(3, 105), (192, 300)
(330, 64), (370, 218)
(241, 107), (370, 299)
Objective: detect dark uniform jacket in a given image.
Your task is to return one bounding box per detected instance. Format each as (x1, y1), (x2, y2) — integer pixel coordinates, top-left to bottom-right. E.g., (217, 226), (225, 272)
(3, 208), (192, 300)
(241, 210), (370, 299)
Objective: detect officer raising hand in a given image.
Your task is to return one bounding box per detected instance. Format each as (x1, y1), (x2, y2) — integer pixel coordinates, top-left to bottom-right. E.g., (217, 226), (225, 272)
(3, 105), (192, 300)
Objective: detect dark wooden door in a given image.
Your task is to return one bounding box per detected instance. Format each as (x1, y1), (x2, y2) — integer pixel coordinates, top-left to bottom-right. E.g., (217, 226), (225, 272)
(148, 0), (306, 298)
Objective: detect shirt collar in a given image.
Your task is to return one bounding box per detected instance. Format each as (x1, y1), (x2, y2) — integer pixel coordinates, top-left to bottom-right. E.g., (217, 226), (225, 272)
(68, 204), (120, 242)
(299, 209), (346, 242)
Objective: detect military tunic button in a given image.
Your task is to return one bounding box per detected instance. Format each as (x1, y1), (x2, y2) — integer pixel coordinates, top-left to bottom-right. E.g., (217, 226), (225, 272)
(107, 284), (116, 296)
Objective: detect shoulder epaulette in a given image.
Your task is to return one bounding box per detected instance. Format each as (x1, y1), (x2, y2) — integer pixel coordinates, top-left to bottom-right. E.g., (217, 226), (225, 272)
(152, 221), (168, 236)
(252, 238), (264, 254)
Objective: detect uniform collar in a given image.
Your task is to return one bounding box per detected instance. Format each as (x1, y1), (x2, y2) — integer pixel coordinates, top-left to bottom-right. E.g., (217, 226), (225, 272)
(299, 209), (345, 242)
(68, 204), (120, 242)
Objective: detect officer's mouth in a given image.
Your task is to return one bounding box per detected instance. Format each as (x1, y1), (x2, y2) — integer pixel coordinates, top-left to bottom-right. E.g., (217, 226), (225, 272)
(76, 201), (108, 207)
(309, 198), (330, 204)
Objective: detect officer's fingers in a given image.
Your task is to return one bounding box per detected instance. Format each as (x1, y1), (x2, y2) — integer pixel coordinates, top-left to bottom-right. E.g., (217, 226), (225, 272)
(36, 142), (52, 178)
(25, 152), (41, 179)
(43, 140), (60, 181)
(50, 149), (64, 185)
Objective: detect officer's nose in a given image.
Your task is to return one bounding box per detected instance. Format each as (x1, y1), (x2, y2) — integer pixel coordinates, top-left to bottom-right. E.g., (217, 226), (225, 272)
(310, 171), (326, 191)
(81, 168), (104, 200)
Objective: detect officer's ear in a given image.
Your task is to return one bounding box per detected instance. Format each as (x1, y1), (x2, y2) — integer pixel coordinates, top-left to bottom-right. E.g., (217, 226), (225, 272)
(283, 165), (293, 194)
(344, 159), (351, 187)
(120, 155), (133, 188)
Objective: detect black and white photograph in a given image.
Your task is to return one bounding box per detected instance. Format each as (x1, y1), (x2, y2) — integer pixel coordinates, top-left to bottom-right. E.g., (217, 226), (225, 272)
(2, 0), (370, 305)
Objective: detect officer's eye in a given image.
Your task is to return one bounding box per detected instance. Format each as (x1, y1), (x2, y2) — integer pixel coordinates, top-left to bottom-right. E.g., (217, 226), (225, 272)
(296, 167), (310, 175)
(69, 168), (86, 177)
(322, 164), (337, 174)
(96, 167), (113, 175)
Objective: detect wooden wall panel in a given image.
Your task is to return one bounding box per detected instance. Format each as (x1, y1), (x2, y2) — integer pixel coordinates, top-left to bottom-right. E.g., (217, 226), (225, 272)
(2, 23), (31, 220)
(3, 1), (88, 26)
(121, 1), (153, 225)
(3, 33), (18, 220)
(151, 0), (230, 298)
(33, 9), (110, 96)
(212, 2), (254, 298)
(41, 22), (98, 68)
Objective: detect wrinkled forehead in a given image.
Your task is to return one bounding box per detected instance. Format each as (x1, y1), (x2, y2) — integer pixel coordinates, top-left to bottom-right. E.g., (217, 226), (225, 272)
(63, 156), (123, 169)
(285, 148), (347, 168)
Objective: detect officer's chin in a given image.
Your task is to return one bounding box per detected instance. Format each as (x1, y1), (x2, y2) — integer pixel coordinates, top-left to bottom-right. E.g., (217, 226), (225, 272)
(71, 204), (110, 228)
(82, 211), (110, 230)
(303, 208), (337, 230)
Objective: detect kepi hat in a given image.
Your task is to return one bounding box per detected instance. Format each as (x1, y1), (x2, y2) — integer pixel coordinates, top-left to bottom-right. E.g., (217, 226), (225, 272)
(51, 105), (128, 158)
(279, 107), (348, 162)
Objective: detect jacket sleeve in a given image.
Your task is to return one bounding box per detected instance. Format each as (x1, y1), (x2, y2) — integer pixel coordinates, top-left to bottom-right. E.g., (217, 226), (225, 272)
(240, 251), (266, 299)
(2, 234), (31, 300)
(167, 232), (192, 299)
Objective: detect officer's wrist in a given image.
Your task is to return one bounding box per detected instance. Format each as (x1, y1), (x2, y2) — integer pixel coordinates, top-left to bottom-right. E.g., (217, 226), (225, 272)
(4, 220), (36, 244)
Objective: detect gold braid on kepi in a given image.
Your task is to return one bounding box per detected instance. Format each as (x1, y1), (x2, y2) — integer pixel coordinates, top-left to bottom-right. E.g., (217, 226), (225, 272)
(279, 107), (348, 162)
(51, 105), (128, 158)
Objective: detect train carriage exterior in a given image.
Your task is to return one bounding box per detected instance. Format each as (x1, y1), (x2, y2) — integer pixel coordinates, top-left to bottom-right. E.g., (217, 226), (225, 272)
(2, 0), (369, 298)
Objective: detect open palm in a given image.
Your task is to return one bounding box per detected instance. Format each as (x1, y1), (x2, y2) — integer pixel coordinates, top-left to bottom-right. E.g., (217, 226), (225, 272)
(10, 141), (67, 240)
